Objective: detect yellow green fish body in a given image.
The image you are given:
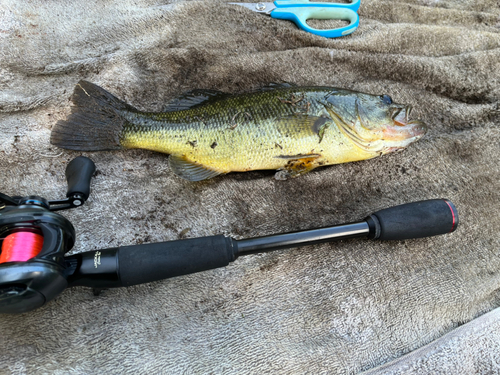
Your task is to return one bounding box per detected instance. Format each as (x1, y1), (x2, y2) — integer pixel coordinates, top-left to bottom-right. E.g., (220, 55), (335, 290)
(51, 81), (426, 181)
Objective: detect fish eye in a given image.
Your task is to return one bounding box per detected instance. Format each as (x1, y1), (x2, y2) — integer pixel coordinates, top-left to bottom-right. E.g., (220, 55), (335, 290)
(380, 95), (392, 105)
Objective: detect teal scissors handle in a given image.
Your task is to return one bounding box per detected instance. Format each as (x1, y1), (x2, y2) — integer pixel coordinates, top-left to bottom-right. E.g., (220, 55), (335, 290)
(271, 0), (360, 38)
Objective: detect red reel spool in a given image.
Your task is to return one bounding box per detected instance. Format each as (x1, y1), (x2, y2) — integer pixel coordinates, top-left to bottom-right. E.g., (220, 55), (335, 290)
(0, 231), (44, 264)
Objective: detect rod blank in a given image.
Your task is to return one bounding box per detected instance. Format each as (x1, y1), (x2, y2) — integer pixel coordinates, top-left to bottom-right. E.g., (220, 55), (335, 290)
(236, 222), (370, 255)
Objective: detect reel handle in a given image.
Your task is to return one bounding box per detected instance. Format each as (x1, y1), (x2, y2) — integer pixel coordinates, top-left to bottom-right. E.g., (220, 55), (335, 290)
(66, 156), (96, 202)
(366, 199), (458, 240)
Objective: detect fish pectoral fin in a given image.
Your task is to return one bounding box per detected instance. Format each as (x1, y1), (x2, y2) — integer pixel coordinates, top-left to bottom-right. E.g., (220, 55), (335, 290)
(169, 155), (224, 181)
(163, 90), (229, 111)
(274, 154), (321, 180)
(276, 115), (331, 143)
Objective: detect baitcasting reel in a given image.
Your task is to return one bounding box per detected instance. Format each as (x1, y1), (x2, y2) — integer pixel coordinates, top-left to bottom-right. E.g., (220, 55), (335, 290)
(0, 157), (94, 314)
(0, 157), (458, 314)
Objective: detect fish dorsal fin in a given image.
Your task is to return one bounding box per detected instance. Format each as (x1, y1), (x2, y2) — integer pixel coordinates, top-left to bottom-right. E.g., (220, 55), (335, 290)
(259, 82), (297, 91)
(169, 155), (223, 181)
(275, 115), (331, 143)
(163, 89), (230, 111)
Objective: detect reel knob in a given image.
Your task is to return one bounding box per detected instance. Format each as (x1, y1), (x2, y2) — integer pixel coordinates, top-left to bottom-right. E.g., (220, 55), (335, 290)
(65, 156), (96, 203)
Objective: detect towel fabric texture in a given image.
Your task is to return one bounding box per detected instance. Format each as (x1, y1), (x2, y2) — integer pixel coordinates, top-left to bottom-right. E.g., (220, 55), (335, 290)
(0, 0), (499, 373)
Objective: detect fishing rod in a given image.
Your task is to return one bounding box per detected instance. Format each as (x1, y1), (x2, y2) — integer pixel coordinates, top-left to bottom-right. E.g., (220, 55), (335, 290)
(0, 157), (458, 314)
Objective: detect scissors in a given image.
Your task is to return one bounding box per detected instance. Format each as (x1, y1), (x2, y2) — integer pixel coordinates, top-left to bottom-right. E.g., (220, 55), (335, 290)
(229, 0), (360, 38)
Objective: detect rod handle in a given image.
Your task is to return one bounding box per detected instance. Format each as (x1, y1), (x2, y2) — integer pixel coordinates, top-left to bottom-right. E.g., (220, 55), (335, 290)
(366, 199), (458, 240)
(117, 235), (236, 287)
(65, 156), (96, 201)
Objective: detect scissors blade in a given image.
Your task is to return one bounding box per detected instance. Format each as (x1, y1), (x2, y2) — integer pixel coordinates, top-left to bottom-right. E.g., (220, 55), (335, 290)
(229, 2), (276, 14)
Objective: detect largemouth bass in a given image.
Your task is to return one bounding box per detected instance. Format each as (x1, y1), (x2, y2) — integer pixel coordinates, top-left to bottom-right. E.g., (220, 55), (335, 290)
(51, 81), (426, 181)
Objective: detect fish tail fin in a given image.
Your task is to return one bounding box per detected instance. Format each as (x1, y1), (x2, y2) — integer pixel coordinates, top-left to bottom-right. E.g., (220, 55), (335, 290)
(51, 80), (135, 151)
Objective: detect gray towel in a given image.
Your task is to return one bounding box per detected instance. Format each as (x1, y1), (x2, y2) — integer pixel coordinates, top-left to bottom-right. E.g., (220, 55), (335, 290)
(0, 0), (499, 373)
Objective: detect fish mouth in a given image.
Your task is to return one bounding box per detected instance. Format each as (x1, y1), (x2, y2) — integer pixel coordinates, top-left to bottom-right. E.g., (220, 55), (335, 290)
(376, 105), (427, 154)
(384, 105), (427, 141)
(329, 103), (427, 154)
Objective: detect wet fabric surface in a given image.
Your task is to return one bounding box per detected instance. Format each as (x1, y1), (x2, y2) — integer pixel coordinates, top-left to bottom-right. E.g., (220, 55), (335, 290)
(0, 0), (499, 373)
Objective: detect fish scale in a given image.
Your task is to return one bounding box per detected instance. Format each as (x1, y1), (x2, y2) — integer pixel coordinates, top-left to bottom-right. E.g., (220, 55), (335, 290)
(121, 89), (334, 171)
(50, 81), (427, 181)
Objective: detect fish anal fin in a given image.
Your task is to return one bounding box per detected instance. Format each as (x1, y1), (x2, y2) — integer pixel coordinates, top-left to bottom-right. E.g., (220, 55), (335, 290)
(169, 155), (223, 181)
(163, 90), (229, 111)
(274, 154), (321, 180)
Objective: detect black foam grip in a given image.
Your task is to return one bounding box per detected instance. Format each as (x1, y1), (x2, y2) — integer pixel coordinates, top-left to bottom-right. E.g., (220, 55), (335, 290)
(367, 199), (458, 240)
(65, 156), (96, 200)
(117, 235), (236, 287)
